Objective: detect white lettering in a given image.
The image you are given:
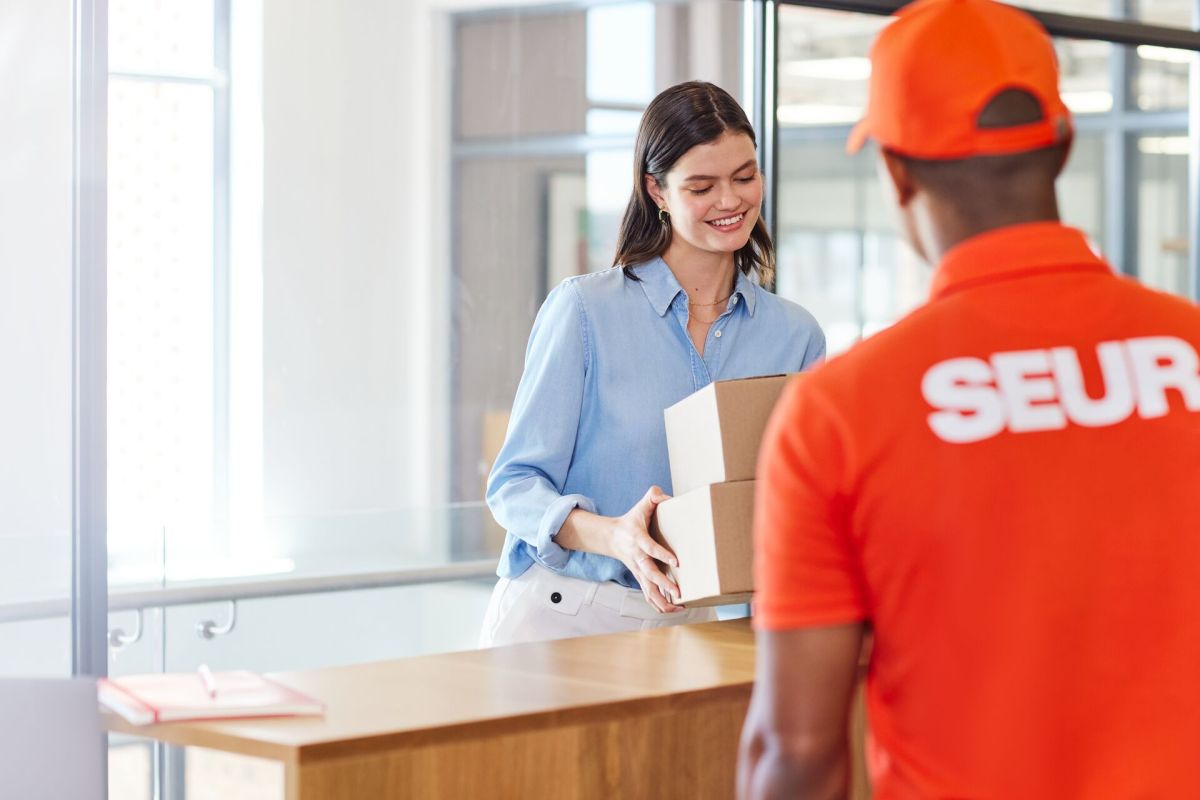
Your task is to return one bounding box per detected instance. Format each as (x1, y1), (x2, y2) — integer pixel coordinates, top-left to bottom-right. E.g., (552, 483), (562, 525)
(921, 357), (1006, 444)
(1126, 336), (1200, 419)
(1051, 341), (1134, 427)
(922, 336), (1200, 443)
(992, 350), (1067, 433)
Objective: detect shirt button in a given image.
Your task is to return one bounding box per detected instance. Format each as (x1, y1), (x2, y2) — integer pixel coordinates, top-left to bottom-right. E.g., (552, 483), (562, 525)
(714, 330), (722, 338)
(732, 296), (739, 304)
(550, 592), (562, 604)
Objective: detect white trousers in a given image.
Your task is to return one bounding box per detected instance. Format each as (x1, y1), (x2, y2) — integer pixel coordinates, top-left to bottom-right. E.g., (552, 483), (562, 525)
(478, 562), (717, 648)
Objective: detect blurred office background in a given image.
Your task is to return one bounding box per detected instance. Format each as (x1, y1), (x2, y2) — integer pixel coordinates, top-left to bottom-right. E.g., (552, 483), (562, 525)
(2, 0), (1197, 797)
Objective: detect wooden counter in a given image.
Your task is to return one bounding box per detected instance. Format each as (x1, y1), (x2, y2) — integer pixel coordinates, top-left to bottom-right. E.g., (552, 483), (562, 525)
(107, 619), (869, 799)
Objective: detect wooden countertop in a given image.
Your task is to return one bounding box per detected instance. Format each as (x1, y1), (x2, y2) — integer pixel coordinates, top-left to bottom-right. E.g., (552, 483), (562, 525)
(106, 619), (756, 765)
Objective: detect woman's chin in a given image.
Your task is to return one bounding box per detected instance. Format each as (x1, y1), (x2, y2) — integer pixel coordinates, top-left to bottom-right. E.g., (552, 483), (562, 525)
(673, 229), (754, 258)
(705, 233), (753, 253)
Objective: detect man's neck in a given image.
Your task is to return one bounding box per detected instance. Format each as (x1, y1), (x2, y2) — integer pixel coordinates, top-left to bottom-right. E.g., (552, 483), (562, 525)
(921, 193), (1061, 265)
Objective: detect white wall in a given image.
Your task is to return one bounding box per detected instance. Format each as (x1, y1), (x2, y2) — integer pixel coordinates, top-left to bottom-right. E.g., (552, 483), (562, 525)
(258, 0), (531, 524)
(0, 1), (73, 539)
(0, 1), (74, 613)
(256, 0), (596, 538)
(260, 0), (439, 520)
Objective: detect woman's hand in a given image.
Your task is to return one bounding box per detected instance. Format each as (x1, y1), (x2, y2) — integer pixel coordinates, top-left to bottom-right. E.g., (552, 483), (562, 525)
(556, 488), (685, 613)
(610, 486), (684, 613)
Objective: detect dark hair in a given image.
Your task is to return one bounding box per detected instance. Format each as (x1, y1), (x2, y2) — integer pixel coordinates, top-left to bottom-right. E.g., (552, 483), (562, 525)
(613, 81), (774, 287)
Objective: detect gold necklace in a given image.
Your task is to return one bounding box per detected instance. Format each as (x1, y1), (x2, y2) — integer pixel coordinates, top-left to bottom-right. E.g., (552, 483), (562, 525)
(688, 308), (722, 325)
(687, 292), (734, 308)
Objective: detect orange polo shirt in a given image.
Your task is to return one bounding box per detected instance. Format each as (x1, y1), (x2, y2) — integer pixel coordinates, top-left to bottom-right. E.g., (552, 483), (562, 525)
(755, 222), (1200, 799)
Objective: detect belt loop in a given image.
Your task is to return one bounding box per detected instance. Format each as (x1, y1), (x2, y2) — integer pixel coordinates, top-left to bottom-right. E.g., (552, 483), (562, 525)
(583, 580), (600, 608)
(592, 580), (627, 613)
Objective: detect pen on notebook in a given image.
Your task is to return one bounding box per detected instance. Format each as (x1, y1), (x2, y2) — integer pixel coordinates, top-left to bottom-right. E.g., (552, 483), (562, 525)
(197, 664), (218, 699)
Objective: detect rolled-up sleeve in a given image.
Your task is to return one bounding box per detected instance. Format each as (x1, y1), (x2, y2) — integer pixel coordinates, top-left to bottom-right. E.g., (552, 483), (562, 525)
(486, 281), (594, 571)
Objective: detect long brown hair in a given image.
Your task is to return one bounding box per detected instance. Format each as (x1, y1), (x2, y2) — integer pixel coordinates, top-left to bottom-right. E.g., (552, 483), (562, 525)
(613, 81), (774, 286)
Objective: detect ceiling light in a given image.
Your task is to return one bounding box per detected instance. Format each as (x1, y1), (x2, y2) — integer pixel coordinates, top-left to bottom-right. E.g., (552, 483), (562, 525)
(782, 57), (872, 81)
(1137, 45), (1194, 64)
(777, 103), (863, 125)
(1061, 90), (1113, 114)
(1138, 136), (1191, 155)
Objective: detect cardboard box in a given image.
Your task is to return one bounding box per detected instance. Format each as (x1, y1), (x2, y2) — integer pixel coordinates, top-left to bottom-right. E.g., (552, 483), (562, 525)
(665, 375), (792, 497)
(650, 480), (756, 607)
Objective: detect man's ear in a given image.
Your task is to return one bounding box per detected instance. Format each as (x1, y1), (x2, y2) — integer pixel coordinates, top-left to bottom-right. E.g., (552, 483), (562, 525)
(644, 174), (666, 210)
(879, 149), (917, 209)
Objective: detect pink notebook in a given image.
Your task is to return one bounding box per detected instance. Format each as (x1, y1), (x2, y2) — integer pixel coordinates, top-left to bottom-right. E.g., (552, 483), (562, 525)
(100, 670), (324, 725)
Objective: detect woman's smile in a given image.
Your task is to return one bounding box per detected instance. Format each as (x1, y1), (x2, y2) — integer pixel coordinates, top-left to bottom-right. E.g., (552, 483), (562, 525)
(706, 211), (747, 232)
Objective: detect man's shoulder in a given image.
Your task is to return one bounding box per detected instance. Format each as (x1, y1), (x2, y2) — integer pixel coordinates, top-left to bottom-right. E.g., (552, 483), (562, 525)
(798, 272), (1200, 426)
(1112, 273), (1200, 327)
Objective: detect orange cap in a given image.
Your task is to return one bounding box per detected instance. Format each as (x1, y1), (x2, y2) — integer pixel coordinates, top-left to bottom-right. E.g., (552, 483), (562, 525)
(847, 0), (1073, 158)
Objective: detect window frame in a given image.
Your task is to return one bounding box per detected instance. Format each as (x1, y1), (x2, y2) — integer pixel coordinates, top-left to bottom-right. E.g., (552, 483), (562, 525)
(104, 0), (235, 570)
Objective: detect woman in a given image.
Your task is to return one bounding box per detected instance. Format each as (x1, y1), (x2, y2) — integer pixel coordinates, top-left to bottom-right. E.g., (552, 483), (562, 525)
(479, 81), (825, 647)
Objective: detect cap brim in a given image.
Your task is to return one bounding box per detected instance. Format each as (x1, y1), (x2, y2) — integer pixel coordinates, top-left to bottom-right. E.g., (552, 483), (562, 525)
(846, 118), (870, 154)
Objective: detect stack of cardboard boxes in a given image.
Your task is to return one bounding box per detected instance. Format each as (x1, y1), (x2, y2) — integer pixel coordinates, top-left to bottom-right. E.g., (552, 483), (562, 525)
(650, 375), (794, 607)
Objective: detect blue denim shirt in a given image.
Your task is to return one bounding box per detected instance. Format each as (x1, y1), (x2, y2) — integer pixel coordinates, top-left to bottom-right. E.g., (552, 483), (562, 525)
(487, 257), (826, 589)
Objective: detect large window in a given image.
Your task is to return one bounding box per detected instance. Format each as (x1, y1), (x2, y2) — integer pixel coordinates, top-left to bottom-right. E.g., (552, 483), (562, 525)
(108, 0), (224, 580)
(1015, 0), (1193, 26)
(774, 2), (1198, 355)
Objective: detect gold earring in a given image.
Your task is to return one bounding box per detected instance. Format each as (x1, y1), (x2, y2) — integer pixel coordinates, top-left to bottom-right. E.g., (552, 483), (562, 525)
(658, 208), (670, 225)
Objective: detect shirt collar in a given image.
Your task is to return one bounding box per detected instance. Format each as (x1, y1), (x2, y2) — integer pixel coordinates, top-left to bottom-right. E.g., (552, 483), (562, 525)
(633, 256), (758, 317)
(930, 222), (1111, 301)
(733, 268), (758, 316)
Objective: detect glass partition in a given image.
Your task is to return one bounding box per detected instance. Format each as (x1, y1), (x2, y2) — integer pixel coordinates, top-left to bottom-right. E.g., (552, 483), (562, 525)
(775, 4), (1190, 355)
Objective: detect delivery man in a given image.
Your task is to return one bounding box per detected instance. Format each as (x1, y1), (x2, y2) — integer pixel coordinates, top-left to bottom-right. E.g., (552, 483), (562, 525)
(738, 0), (1200, 798)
